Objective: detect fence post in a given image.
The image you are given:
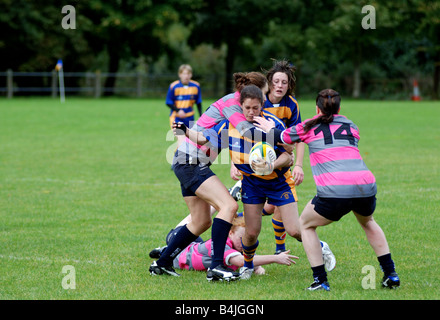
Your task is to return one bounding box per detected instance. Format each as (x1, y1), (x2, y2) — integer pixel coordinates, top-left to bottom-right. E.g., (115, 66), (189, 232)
(137, 72), (142, 98)
(51, 70), (57, 98)
(7, 69), (13, 98)
(94, 70), (101, 98)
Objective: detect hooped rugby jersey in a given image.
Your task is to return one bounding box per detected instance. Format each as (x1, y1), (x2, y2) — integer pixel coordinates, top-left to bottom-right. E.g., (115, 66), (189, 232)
(174, 238), (240, 271)
(279, 114), (377, 198)
(203, 110), (290, 181)
(173, 91), (255, 165)
(166, 80), (202, 118)
(264, 95), (301, 128)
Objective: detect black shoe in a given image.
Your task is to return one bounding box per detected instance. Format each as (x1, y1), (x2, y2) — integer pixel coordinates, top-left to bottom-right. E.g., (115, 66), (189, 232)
(149, 246), (167, 259)
(149, 261), (180, 277)
(382, 271), (400, 289)
(274, 249), (287, 255)
(307, 280), (330, 291)
(207, 265), (239, 282)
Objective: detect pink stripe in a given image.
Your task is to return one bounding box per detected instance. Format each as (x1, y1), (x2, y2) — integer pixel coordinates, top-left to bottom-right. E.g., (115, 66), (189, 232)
(213, 91), (240, 114)
(186, 137), (210, 153)
(310, 146), (361, 166)
(282, 123), (302, 144)
(228, 112), (247, 128)
(314, 171), (376, 187)
(197, 113), (217, 129)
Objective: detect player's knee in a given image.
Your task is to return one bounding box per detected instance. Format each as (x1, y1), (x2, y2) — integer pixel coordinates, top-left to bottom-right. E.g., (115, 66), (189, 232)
(225, 200), (239, 215)
(200, 219), (212, 231)
(287, 228), (301, 241)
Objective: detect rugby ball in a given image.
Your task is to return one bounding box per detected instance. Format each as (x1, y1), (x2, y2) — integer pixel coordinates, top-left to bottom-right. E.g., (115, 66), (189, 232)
(249, 141), (277, 175)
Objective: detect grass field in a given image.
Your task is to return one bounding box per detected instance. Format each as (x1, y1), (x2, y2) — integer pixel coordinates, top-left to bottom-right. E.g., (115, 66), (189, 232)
(0, 97), (439, 301)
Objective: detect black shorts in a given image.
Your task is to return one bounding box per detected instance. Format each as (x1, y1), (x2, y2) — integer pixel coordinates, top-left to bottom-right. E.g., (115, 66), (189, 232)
(311, 195), (376, 221)
(173, 163), (215, 197)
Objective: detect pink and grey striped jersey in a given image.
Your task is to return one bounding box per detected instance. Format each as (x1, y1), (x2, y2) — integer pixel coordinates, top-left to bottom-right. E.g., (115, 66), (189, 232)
(174, 91), (254, 165)
(173, 238), (241, 271)
(280, 114), (377, 198)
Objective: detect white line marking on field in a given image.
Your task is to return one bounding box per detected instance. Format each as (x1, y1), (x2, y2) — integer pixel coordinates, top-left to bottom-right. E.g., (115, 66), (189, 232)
(1, 177), (167, 187)
(0, 254), (130, 267)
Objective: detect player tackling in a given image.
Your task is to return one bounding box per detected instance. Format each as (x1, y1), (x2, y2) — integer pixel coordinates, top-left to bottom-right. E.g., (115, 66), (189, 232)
(254, 89), (400, 291)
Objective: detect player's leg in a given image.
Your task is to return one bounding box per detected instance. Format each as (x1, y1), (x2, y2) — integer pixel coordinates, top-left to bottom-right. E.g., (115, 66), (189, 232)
(240, 202), (264, 280)
(278, 202), (301, 241)
(353, 211), (400, 288)
(299, 200), (333, 291)
(150, 195), (211, 277)
(194, 175), (239, 281)
(271, 208), (287, 253)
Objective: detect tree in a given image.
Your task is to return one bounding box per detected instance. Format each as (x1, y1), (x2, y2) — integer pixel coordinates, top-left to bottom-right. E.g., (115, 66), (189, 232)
(188, 0), (286, 93)
(79, 0), (180, 95)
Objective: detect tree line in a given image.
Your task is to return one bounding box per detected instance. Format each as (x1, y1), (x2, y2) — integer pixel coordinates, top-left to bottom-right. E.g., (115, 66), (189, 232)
(1, 0), (439, 99)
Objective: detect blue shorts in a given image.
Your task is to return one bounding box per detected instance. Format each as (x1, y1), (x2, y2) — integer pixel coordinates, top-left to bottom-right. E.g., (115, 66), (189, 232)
(312, 195), (377, 221)
(241, 175), (296, 206)
(173, 163), (215, 197)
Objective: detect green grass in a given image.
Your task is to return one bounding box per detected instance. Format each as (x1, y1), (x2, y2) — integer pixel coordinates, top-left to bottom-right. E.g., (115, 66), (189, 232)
(0, 97), (439, 300)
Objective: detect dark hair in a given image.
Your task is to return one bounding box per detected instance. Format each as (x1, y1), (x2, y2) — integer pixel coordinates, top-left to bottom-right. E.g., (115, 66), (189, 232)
(265, 59), (297, 95)
(233, 72), (268, 92)
(239, 85), (264, 106)
(303, 89), (341, 133)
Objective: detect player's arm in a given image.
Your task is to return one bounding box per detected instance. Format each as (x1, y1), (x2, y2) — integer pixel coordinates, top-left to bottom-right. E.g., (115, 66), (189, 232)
(166, 103), (178, 112)
(292, 142), (305, 185)
(228, 250), (298, 268)
(273, 151), (292, 170)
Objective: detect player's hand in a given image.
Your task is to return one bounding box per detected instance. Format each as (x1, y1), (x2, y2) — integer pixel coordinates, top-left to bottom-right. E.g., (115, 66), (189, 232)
(292, 165), (304, 186)
(276, 250), (299, 266)
(251, 157), (273, 174)
(230, 163), (242, 181)
(173, 121), (188, 136)
(254, 116), (275, 132)
(254, 266), (266, 275)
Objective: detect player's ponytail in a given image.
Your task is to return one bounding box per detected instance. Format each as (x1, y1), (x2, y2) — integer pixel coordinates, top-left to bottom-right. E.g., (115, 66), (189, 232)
(303, 89), (341, 133)
(234, 72), (267, 92)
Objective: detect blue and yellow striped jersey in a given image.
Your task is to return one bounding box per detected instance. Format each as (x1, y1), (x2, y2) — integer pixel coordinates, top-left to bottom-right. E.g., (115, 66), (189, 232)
(166, 80), (202, 118)
(263, 95), (301, 128)
(204, 110), (289, 180)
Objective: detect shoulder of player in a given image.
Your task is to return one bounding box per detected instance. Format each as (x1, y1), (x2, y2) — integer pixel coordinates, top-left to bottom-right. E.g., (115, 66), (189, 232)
(169, 80), (180, 90)
(261, 110), (285, 129)
(189, 80), (201, 87)
(286, 95), (299, 107)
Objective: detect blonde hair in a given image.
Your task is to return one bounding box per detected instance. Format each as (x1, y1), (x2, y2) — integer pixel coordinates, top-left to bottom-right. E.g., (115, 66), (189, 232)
(178, 64), (193, 75)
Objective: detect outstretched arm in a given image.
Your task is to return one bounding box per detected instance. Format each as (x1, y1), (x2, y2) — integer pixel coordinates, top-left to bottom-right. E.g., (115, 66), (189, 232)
(172, 121), (208, 145)
(228, 250), (299, 268)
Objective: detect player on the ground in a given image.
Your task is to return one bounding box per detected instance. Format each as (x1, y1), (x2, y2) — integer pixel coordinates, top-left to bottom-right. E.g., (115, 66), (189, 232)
(254, 88), (400, 291)
(149, 215), (298, 275)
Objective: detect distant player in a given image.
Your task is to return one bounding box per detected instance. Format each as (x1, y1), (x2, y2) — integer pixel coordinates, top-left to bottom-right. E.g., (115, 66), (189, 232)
(255, 89), (400, 291)
(149, 215), (298, 275)
(166, 64), (202, 146)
